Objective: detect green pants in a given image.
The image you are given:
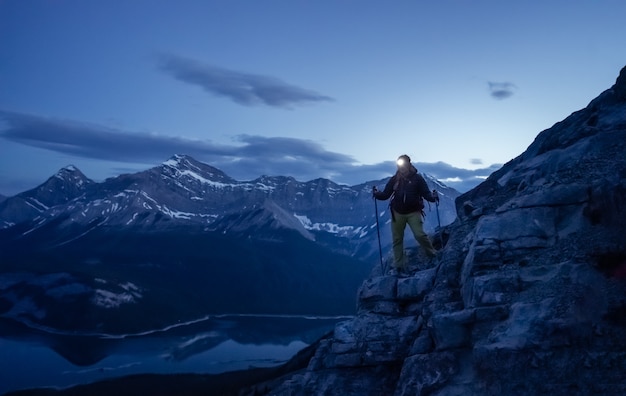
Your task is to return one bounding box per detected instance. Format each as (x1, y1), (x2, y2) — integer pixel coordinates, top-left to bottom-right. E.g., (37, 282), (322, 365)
(391, 210), (437, 269)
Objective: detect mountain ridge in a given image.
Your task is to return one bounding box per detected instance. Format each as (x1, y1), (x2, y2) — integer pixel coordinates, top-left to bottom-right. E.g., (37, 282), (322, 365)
(0, 154), (460, 260)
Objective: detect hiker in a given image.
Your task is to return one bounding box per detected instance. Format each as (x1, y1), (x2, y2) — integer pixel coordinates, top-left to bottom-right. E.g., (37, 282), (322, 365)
(373, 154), (439, 274)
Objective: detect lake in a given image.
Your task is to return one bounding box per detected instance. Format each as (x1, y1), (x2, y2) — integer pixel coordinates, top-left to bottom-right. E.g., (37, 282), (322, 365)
(0, 314), (348, 394)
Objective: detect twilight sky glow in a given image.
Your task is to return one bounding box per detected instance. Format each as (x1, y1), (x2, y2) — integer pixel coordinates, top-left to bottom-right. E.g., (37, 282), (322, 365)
(1, 0), (625, 195)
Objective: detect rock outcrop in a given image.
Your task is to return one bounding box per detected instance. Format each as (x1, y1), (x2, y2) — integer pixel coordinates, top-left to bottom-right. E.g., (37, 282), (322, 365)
(260, 66), (626, 395)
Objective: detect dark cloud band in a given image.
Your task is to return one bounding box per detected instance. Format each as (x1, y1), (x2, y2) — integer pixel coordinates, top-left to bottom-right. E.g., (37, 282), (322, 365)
(156, 54), (334, 108)
(0, 110), (496, 192)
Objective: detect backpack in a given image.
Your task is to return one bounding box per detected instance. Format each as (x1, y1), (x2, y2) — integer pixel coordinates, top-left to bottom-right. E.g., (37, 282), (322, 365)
(390, 172), (425, 215)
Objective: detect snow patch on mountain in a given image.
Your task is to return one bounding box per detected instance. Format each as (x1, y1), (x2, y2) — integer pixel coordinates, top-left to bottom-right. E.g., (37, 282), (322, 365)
(160, 206), (196, 219)
(26, 198), (49, 211)
(294, 214), (359, 236)
(249, 182), (276, 192)
(176, 169), (233, 188)
(92, 281), (143, 309)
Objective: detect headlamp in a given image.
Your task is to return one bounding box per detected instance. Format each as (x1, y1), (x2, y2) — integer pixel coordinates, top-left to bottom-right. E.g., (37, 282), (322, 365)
(396, 158), (406, 167)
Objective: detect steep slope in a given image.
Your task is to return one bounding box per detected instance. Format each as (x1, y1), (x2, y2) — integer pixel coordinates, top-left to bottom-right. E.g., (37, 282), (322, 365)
(0, 165), (92, 228)
(209, 199), (315, 241)
(260, 66), (626, 395)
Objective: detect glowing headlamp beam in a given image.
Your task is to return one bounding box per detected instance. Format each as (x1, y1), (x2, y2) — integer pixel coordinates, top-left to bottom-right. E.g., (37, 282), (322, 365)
(396, 158), (406, 167)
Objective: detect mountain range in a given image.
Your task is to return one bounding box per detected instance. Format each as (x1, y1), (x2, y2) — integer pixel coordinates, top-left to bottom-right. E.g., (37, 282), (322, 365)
(0, 156), (459, 333)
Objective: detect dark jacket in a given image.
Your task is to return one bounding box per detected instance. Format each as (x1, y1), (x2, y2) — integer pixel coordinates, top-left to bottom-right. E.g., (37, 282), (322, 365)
(374, 164), (436, 214)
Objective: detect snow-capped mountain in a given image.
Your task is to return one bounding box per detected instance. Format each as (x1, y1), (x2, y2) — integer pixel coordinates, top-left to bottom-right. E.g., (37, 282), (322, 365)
(0, 154), (459, 261)
(0, 155), (459, 333)
(0, 165), (93, 228)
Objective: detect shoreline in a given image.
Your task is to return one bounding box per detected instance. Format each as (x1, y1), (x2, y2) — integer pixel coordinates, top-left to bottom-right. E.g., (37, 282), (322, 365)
(4, 331), (328, 396)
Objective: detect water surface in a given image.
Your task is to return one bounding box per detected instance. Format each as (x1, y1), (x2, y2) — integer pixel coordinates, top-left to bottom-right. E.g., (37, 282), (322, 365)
(0, 315), (347, 394)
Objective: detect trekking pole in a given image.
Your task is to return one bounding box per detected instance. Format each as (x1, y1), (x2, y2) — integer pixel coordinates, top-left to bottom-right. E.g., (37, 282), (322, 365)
(435, 197), (441, 229)
(434, 190), (444, 248)
(373, 187), (384, 274)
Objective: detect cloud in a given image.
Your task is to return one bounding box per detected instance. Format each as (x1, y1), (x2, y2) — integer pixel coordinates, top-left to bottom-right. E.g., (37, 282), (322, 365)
(0, 110), (222, 163)
(415, 161), (502, 193)
(156, 54), (334, 108)
(0, 110), (353, 181)
(0, 110), (497, 193)
(488, 81), (517, 100)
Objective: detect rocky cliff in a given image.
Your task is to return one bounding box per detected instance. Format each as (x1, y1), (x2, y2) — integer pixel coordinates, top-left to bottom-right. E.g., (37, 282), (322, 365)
(258, 67), (626, 395)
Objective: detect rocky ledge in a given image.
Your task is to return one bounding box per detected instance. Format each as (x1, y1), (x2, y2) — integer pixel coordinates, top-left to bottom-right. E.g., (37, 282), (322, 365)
(253, 67), (626, 395)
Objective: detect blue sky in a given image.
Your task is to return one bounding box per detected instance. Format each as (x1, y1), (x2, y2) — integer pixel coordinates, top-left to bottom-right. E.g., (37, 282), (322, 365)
(1, 0), (625, 196)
